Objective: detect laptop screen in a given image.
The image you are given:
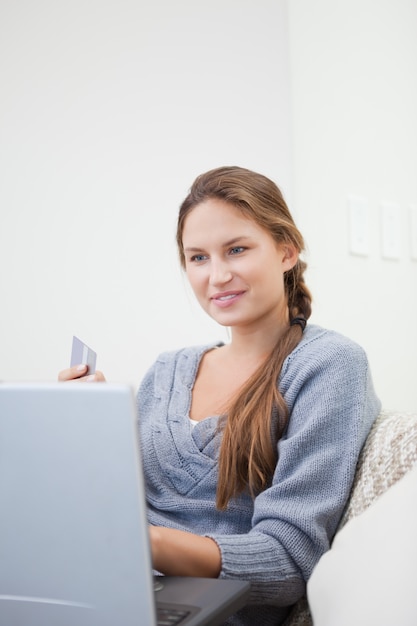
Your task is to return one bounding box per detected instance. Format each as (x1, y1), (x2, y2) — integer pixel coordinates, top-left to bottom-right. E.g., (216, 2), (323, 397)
(0, 383), (159, 625)
(0, 383), (249, 626)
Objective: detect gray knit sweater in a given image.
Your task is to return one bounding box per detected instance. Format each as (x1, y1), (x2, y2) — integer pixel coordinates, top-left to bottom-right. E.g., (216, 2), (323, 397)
(137, 324), (381, 625)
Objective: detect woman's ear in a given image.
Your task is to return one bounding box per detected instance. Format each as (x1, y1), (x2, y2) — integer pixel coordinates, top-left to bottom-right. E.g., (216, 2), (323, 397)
(281, 244), (299, 272)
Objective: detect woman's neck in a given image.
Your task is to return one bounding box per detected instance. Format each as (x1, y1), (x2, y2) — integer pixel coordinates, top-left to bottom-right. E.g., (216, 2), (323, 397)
(225, 323), (287, 363)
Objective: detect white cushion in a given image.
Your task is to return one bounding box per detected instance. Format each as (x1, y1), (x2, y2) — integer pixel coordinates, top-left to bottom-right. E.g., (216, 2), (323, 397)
(307, 461), (417, 626)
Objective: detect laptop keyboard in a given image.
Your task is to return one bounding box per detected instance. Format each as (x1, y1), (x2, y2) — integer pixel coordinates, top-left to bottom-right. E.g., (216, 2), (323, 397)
(157, 606), (191, 625)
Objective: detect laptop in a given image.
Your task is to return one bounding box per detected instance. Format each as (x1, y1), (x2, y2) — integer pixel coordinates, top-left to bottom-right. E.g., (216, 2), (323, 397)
(0, 383), (250, 626)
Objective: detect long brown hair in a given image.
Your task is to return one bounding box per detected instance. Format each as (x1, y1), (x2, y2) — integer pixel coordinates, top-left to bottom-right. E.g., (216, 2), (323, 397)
(177, 166), (312, 509)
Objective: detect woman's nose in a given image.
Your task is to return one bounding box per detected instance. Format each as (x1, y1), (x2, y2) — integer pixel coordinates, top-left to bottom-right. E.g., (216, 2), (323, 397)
(209, 258), (233, 286)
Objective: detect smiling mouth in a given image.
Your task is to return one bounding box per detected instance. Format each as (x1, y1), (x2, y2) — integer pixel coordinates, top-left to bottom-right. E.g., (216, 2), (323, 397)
(211, 291), (244, 305)
(216, 294), (236, 301)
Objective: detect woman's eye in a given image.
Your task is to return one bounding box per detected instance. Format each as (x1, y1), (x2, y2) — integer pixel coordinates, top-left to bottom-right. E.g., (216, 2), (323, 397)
(229, 246), (245, 255)
(190, 254), (207, 262)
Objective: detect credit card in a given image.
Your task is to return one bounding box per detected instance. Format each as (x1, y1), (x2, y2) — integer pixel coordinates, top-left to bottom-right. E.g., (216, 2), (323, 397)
(70, 336), (97, 374)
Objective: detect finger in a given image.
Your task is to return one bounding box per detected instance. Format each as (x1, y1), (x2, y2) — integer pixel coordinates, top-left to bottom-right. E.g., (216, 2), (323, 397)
(78, 370), (107, 383)
(58, 364), (88, 382)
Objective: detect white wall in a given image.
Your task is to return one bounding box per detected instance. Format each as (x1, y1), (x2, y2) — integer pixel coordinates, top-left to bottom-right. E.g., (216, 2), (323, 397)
(2, 1), (416, 412)
(288, 0), (417, 411)
(0, 1), (291, 385)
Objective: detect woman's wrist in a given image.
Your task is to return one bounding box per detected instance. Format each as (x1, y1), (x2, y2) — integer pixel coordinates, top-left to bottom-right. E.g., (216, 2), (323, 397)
(149, 525), (221, 578)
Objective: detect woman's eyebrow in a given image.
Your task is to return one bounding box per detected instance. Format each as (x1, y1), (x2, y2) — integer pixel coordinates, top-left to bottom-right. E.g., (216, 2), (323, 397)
(184, 236), (252, 253)
(222, 236), (252, 247)
(183, 245), (205, 253)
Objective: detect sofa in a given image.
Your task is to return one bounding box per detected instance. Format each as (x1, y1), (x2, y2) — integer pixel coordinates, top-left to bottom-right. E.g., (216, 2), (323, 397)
(284, 408), (417, 626)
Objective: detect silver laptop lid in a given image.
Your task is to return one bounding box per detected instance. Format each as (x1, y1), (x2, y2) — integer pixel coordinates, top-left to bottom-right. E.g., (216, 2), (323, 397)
(0, 383), (156, 626)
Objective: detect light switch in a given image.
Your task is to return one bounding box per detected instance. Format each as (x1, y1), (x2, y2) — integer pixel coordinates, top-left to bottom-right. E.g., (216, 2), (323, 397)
(348, 195), (369, 256)
(380, 203), (401, 260)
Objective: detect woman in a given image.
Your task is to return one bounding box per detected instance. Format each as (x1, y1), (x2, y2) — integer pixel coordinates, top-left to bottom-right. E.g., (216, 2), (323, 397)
(60, 166), (381, 625)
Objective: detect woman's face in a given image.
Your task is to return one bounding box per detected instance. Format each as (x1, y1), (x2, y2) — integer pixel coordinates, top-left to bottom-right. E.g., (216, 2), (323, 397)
(181, 198), (298, 332)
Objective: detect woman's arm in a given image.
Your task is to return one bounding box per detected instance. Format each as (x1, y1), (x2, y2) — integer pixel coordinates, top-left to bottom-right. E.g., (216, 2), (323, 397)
(150, 526), (221, 577)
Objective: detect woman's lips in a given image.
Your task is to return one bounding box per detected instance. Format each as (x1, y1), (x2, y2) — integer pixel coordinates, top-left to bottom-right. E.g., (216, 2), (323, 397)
(210, 291), (245, 308)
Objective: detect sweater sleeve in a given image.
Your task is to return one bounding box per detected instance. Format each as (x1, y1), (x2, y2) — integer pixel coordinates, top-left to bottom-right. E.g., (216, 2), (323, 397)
(206, 332), (381, 607)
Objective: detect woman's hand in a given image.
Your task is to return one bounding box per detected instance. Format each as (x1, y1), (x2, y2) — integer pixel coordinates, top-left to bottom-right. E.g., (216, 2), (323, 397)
(58, 364), (106, 383)
(149, 525), (221, 578)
